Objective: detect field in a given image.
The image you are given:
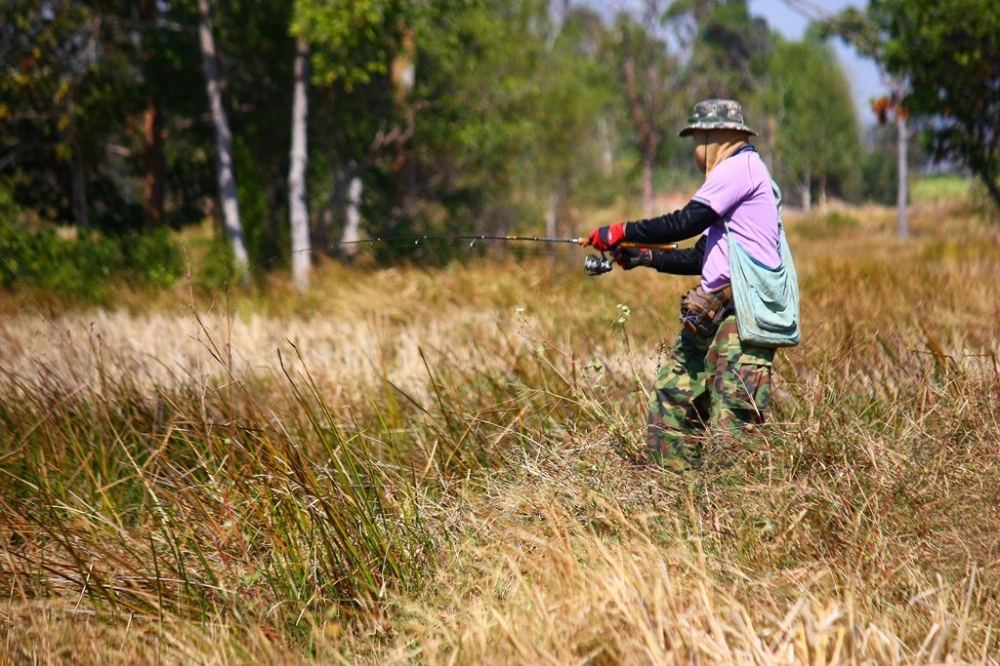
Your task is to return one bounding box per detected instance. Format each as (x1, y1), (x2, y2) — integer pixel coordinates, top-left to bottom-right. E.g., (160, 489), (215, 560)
(2, 198), (999, 664)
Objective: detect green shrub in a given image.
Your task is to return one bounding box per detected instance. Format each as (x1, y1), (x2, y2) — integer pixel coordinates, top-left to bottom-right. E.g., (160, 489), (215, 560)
(0, 221), (185, 300)
(192, 235), (239, 291)
(1, 223), (108, 298)
(0, 184), (18, 221)
(120, 228), (186, 288)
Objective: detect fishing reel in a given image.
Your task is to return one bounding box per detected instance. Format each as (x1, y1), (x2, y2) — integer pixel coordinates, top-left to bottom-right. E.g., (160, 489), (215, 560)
(584, 252), (615, 277)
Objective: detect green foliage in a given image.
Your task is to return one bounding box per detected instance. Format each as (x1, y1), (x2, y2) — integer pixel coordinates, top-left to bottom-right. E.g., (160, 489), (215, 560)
(292, 0), (397, 88)
(866, 0), (1000, 210)
(0, 184), (18, 220)
(826, 0), (1000, 208)
(0, 223), (184, 299)
(2, 0), (889, 284)
(1, 1), (163, 232)
(121, 227), (187, 288)
(860, 146), (897, 205)
(192, 235), (239, 291)
(672, 0), (773, 98)
(765, 35), (862, 202)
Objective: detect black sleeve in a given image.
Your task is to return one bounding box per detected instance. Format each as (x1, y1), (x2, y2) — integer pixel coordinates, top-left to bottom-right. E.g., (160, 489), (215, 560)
(623, 199), (719, 244)
(648, 235), (706, 275)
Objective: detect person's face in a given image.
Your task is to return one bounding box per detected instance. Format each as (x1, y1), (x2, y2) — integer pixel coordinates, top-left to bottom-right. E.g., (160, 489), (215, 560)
(692, 129), (710, 174)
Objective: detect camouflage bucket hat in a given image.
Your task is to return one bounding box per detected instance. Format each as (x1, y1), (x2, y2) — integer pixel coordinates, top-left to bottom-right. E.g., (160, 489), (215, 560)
(678, 98), (757, 137)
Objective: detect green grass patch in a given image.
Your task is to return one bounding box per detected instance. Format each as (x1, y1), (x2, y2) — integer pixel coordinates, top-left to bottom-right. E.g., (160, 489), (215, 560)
(910, 173), (972, 204)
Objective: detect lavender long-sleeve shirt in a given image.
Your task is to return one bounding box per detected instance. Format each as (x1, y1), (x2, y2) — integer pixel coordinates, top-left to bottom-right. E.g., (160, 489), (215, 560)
(693, 150), (780, 292)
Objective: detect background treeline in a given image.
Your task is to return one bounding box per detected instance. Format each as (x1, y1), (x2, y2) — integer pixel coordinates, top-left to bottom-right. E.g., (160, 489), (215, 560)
(0, 0), (993, 296)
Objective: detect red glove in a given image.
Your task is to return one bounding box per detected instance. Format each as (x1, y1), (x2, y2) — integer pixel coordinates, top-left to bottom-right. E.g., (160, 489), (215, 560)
(585, 223), (626, 251)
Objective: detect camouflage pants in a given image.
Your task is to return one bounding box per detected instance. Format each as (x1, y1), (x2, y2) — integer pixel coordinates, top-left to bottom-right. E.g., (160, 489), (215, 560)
(647, 314), (774, 470)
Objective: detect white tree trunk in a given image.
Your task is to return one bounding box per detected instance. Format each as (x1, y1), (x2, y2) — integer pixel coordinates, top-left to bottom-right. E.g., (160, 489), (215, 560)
(897, 113), (909, 239)
(198, 0), (249, 282)
(288, 36), (311, 292)
(339, 176), (363, 258)
(799, 173), (811, 214)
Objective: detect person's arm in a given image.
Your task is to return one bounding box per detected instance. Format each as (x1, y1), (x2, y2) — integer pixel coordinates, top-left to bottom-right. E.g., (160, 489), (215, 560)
(615, 235), (706, 275)
(581, 200), (720, 250)
(625, 200), (719, 244)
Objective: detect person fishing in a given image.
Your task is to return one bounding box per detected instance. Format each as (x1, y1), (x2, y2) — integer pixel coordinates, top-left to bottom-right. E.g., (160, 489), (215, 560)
(580, 98), (797, 470)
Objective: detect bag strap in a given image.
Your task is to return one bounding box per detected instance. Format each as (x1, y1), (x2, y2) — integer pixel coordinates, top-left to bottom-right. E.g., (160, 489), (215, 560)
(772, 179), (784, 238)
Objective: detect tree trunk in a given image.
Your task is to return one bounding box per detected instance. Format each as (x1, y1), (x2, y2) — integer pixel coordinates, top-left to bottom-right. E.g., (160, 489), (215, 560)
(139, 0), (165, 231)
(981, 172), (1000, 212)
(819, 174), (827, 212)
(896, 112), (909, 239)
(390, 26), (417, 219)
(339, 176), (363, 259)
(288, 36), (311, 292)
(142, 96), (166, 231)
(198, 0), (249, 283)
(622, 53), (660, 219)
(799, 173), (811, 214)
(67, 96), (90, 230)
(71, 141), (90, 230)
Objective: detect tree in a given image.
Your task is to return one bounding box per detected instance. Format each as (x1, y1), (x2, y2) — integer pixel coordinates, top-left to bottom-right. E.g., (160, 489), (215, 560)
(535, 5), (616, 258)
(764, 35), (861, 212)
(826, 0), (1000, 214)
(198, 0), (249, 282)
(872, 0), (1000, 212)
(607, 4), (682, 218)
(288, 36), (311, 291)
(669, 0), (772, 100)
(2, 2), (121, 229)
(292, 0), (420, 256)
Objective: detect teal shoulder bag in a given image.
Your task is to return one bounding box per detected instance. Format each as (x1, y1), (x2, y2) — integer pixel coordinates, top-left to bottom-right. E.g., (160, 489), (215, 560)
(725, 180), (800, 348)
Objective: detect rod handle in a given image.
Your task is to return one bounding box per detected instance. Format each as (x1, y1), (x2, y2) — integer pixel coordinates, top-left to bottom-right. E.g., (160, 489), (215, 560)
(617, 242), (679, 251)
(577, 238), (678, 251)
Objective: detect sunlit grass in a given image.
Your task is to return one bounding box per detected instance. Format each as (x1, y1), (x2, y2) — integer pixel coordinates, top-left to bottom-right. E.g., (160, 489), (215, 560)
(910, 174), (973, 205)
(2, 200), (999, 664)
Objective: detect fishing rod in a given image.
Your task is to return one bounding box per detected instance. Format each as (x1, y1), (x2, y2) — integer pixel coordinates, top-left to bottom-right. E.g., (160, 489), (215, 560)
(339, 233), (583, 247)
(337, 234), (678, 276)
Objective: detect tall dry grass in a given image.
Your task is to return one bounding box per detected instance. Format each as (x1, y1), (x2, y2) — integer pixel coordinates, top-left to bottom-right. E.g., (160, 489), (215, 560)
(1, 201), (999, 664)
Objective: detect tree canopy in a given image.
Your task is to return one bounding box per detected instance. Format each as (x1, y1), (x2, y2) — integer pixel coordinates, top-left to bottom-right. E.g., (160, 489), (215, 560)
(764, 33), (861, 210)
(5, 0), (943, 290)
(824, 0), (1000, 210)
(872, 0), (1000, 208)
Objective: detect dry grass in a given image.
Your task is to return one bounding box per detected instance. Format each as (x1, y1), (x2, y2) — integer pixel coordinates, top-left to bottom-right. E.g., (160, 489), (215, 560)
(1, 201), (999, 665)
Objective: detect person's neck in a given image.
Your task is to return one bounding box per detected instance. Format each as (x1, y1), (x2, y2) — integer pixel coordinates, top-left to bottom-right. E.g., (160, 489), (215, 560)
(706, 139), (747, 174)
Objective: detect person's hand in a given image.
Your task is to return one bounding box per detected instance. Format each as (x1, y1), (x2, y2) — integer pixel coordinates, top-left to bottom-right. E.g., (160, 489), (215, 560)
(614, 247), (653, 270)
(582, 223), (626, 251)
